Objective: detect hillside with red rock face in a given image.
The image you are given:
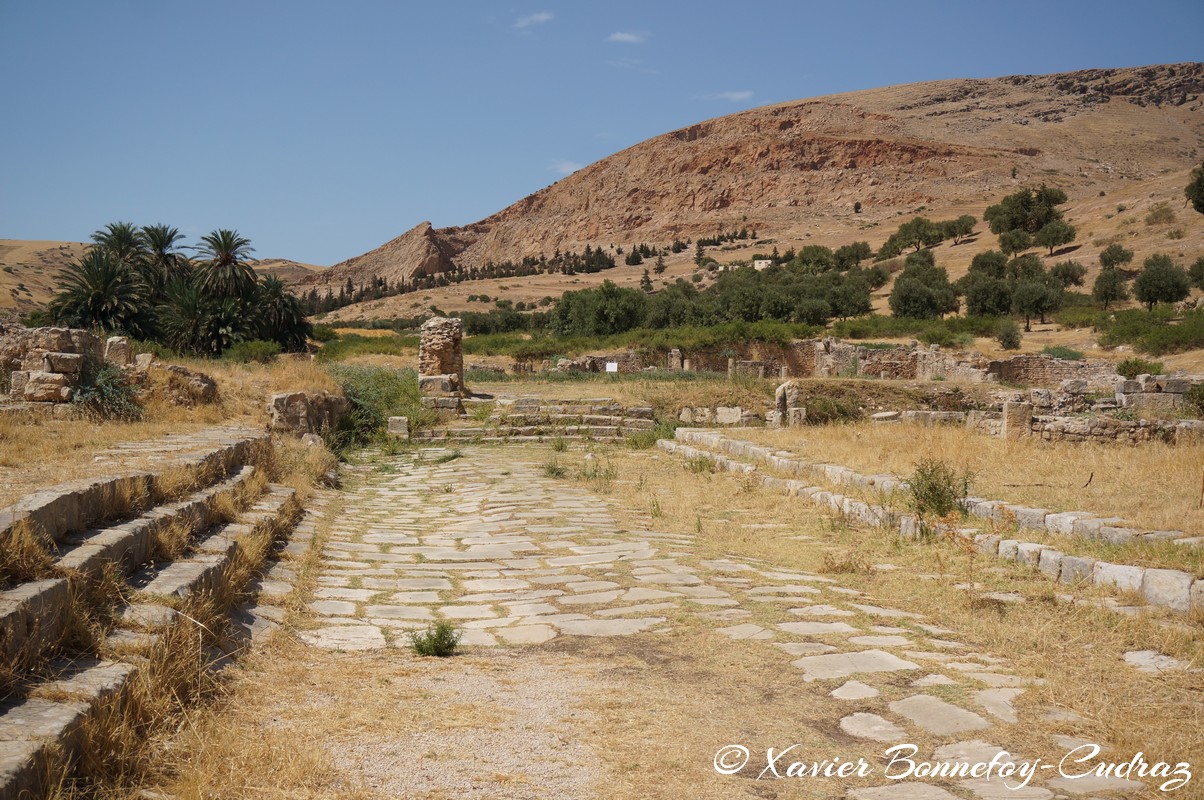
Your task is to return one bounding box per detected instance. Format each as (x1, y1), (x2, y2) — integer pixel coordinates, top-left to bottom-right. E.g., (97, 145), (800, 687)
(304, 63), (1204, 292)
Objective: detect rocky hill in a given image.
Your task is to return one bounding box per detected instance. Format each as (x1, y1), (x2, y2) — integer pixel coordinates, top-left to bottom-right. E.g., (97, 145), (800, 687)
(304, 63), (1204, 293)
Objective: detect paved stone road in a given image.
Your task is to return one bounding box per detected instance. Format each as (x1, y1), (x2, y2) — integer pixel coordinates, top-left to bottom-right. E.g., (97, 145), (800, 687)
(292, 446), (1142, 799)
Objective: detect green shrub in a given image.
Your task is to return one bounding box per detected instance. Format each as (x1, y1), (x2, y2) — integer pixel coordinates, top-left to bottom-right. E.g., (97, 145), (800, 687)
(316, 333), (419, 362)
(131, 339), (177, 360)
(325, 365), (428, 455)
(803, 397), (862, 425)
(685, 455), (715, 473)
(626, 419), (679, 450)
(72, 364), (143, 421)
(543, 459), (567, 478)
(223, 339), (282, 363)
(996, 319), (1022, 350)
(1144, 203), (1176, 225)
(1184, 385), (1204, 416)
(908, 459), (972, 521)
(311, 324), (339, 343)
(408, 621), (461, 657)
(1040, 345), (1084, 361)
(1116, 358), (1164, 379)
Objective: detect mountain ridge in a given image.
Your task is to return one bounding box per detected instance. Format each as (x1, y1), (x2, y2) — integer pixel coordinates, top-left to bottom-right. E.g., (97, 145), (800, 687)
(302, 62), (1204, 293)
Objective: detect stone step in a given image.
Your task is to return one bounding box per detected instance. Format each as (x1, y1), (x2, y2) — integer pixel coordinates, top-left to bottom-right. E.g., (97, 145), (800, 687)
(55, 465), (258, 579)
(492, 413), (655, 429)
(502, 403), (653, 419)
(412, 426), (627, 441)
(0, 427), (268, 545)
(129, 486), (298, 604)
(0, 579), (71, 679)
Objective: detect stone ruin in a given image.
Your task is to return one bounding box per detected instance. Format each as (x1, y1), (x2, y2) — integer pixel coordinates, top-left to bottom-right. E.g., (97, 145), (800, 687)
(1, 323), (222, 414)
(417, 316), (464, 397)
(1, 324), (122, 405)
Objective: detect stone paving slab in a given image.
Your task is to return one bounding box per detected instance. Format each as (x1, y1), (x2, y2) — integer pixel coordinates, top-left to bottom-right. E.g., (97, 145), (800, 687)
(291, 446), (1144, 799)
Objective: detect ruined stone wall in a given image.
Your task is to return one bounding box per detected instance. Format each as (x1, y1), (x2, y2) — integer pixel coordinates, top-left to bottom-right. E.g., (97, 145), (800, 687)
(1030, 415), (1203, 444)
(0, 325), (125, 403)
(986, 354), (1118, 388)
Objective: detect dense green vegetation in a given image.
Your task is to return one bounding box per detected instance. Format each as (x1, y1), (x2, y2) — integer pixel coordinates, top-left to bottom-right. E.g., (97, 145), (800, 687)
(43, 223), (310, 357)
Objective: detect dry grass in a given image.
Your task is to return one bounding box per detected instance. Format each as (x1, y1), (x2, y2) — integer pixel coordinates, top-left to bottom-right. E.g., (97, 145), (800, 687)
(591, 446), (1203, 779)
(0, 356), (338, 508)
(743, 423), (1204, 538)
(0, 519), (54, 586)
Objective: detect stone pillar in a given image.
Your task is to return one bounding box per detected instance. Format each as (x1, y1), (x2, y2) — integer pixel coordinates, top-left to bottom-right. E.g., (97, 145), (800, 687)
(780, 365), (789, 379)
(727, 357), (735, 376)
(668, 348), (682, 371)
(418, 317), (464, 396)
(682, 358), (692, 372)
(1002, 401), (1033, 440)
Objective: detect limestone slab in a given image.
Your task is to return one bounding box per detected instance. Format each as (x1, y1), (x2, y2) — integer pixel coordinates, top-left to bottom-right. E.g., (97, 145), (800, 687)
(556, 617), (665, 636)
(776, 621), (858, 636)
(839, 712), (906, 742)
(790, 649), (920, 681)
(831, 680), (879, 700)
(889, 694), (992, 735)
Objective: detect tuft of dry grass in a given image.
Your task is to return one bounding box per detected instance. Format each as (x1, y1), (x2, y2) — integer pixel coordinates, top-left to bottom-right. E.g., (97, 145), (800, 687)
(0, 520), (54, 587)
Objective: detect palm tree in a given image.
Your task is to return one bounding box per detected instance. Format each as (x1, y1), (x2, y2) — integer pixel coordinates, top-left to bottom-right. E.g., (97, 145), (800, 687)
(90, 221), (148, 268)
(140, 224), (191, 297)
(194, 229), (257, 298)
(49, 248), (152, 336)
(158, 279), (250, 356)
(255, 276), (312, 351)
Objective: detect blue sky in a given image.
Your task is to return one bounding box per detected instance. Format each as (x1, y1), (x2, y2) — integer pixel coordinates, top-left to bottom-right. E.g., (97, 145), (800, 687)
(2, 1), (1201, 265)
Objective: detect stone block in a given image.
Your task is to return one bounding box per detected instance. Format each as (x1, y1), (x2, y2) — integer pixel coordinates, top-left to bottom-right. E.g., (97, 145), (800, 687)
(418, 374), (455, 396)
(1098, 526), (1138, 544)
(1016, 542), (1046, 567)
(43, 352), (82, 373)
(1011, 506), (1048, 531)
(22, 371), (69, 402)
(714, 406), (744, 425)
(1037, 548), (1064, 578)
(1072, 516), (1126, 539)
(974, 534), (1000, 555)
(1060, 379), (1088, 394)
(1045, 511), (1092, 536)
(104, 336), (131, 365)
(1192, 580), (1204, 616)
(1093, 562), (1144, 594)
(1059, 556), (1095, 584)
(998, 540), (1019, 561)
(386, 416), (410, 439)
(1163, 378), (1190, 393)
(1002, 401), (1033, 440)
(8, 370), (29, 396)
(1140, 569), (1193, 613)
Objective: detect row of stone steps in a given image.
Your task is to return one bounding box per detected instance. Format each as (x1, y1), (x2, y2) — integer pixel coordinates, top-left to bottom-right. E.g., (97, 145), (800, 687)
(412, 425), (630, 443)
(0, 427), (268, 546)
(0, 429), (301, 799)
(657, 429), (1204, 618)
(490, 413), (656, 429)
(410, 397), (658, 443)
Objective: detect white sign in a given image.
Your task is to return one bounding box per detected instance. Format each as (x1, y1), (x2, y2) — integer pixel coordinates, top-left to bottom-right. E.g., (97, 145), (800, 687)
(605, 362), (619, 373)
